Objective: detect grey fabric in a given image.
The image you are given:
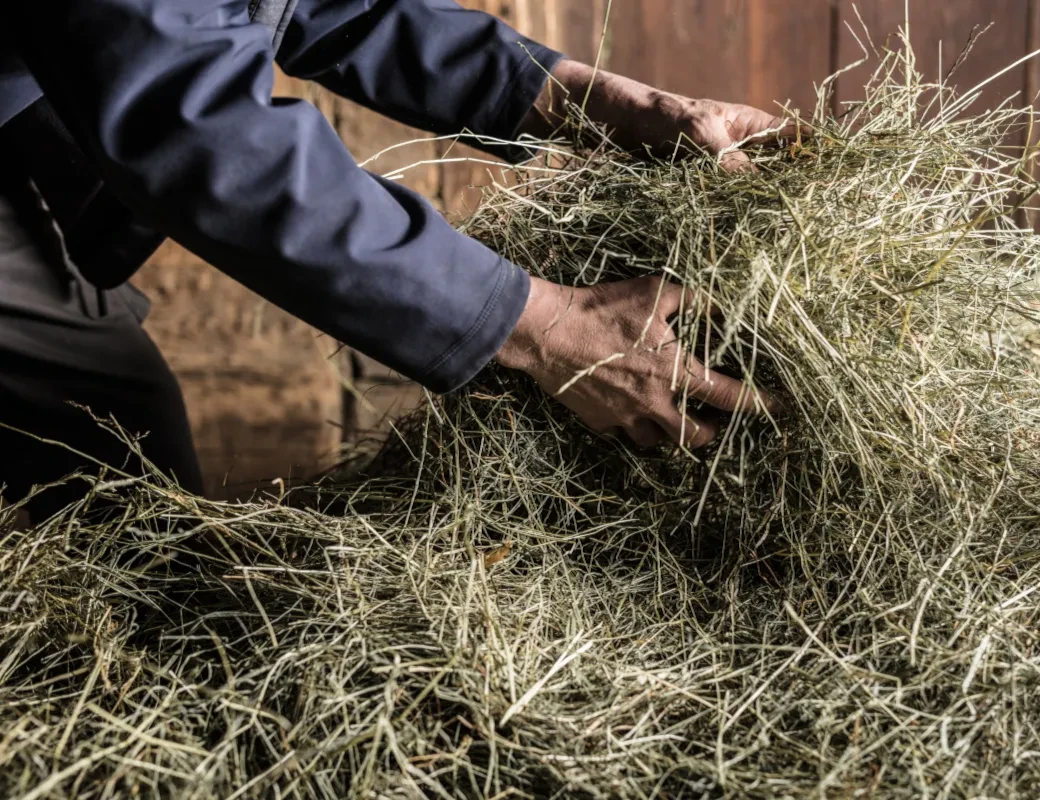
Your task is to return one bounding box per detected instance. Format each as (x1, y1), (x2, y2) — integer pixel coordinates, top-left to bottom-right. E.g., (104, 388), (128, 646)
(249, 0), (300, 52)
(0, 189), (203, 521)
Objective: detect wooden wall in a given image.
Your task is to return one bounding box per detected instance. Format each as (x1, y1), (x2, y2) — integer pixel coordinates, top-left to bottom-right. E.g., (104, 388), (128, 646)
(607, 1), (1034, 119)
(137, 0), (1038, 498)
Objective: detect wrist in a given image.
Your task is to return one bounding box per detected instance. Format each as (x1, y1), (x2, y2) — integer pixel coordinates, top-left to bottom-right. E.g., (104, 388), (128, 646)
(495, 276), (560, 375)
(519, 59), (584, 139)
(521, 59), (672, 153)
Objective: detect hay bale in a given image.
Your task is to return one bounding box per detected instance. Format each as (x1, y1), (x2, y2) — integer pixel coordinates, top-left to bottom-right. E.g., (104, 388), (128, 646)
(3, 35), (1040, 799)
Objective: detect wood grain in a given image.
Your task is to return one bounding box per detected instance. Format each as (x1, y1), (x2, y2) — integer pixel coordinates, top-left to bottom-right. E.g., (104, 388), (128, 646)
(556, 0), (608, 65)
(607, 0), (832, 116)
(835, 1), (1030, 112)
(1026, 0), (1040, 228)
(745, 1), (835, 117)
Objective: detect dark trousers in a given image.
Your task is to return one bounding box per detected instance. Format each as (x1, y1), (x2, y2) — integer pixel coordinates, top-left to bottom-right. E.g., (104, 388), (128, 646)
(0, 185), (203, 522)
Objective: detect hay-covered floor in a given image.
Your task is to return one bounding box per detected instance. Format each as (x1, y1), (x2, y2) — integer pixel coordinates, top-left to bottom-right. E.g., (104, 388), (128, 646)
(3, 34), (1040, 800)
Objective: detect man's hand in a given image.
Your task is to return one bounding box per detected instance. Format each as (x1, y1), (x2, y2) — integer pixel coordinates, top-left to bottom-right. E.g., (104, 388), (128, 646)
(505, 61), (783, 447)
(496, 276), (774, 449)
(521, 59), (789, 170)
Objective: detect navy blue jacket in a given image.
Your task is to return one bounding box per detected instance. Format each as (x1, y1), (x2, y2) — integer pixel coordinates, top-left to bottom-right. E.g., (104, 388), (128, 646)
(1, 1), (563, 392)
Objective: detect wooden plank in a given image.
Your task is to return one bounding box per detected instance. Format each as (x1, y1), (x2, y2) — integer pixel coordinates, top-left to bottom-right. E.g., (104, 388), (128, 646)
(440, 0), (552, 214)
(1026, 0), (1040, 228)
(608, 0), (751, 101)
(745, 0), (835, 118)
(1028, 0), (1040, 111)
(557, 0), (608, 66)
(835, 1), (1029, 113)
(606, 0), (831, 119)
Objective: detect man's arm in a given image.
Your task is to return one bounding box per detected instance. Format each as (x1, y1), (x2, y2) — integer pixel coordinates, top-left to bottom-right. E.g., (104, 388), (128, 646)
(278, 2), (784, 169)
(522, 60), (789, 170)
(276, 4), (783, 446)
(493, 61), (787, 447)
(277, 0), (564, 160)
(276, 2), (780, 447)
(13, 0), (777, 449)
(9, 0), (529, 393)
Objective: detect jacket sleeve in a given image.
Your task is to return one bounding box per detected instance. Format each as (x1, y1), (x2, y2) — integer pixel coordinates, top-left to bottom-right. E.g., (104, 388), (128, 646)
(278, 0), (564, 161)
(8, 0), (535, 393)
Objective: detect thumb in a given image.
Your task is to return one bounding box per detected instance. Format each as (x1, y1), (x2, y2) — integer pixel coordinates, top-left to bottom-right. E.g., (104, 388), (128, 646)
(711, 120), (756, 172)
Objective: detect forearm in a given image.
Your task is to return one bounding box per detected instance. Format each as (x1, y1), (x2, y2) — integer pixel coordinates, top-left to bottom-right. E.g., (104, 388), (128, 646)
(519, 60), (666, 150)
(519, 59), (783, 161)
(11, 0), (528, 393)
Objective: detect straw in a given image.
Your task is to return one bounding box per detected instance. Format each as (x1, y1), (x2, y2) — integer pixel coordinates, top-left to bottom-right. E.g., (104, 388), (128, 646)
(4, 28), (1040, 799)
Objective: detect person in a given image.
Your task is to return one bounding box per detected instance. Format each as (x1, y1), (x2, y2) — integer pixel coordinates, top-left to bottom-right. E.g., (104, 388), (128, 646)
(1, 0), (781, 521)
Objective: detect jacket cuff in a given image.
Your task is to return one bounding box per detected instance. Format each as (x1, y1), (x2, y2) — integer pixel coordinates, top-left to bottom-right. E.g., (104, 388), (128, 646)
(480, 40), (566, 164)
(419, 259), (530, 393)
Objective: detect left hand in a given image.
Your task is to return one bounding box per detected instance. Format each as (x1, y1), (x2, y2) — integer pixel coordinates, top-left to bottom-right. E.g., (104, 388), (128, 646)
(522, 59), (791, 170)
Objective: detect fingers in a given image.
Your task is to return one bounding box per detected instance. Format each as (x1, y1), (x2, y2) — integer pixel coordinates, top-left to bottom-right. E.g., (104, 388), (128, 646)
(624, 418), (668, 449)
(649, 281), (779, 415)
(654, 279), (696, 320)
(655, 406), (719, 449)
(720, 107), (814, 171)
(651, 282), (777, 415)
(542, 273), (778, 455)
(682, 357), (778, 415)
(719, 148), (756, 174)
(700, 126), (757, 174)
(738, 110), (813, 147)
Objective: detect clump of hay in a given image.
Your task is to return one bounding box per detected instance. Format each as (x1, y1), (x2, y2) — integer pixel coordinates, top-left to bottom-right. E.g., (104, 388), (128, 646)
(4, 31), (1040, 799)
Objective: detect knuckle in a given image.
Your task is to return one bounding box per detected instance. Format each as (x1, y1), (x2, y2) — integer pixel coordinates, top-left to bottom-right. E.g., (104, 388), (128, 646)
(682, 367), (710, 393)
(690, 99), (723, 117)
(623, 411), (648, 430)
(648, 325), (675, 352)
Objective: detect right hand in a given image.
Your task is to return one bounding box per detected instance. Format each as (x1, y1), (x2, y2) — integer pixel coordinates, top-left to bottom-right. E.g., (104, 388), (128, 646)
(495, 275), (775, 449)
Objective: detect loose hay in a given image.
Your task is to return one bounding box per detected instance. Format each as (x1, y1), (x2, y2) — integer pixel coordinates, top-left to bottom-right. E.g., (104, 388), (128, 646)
(4, 31), (1040, 799)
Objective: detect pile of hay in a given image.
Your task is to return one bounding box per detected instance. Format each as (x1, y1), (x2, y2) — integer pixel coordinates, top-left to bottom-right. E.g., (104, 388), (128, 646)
(4, 34), (1040, 799)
